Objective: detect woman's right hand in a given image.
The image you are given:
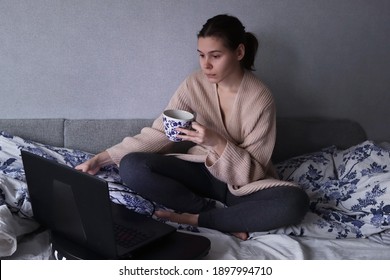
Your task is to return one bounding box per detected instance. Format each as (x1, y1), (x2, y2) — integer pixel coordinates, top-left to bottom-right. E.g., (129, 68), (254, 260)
(75, 151), (113, 175)
(75, 158), (101, 175)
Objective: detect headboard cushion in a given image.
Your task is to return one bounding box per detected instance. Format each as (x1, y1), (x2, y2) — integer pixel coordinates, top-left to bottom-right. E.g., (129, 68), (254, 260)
(64, 119), (153, 154)
(272, 117), (367, 163)
(0, 117), (367, 162)
(0, 119), (64, 147)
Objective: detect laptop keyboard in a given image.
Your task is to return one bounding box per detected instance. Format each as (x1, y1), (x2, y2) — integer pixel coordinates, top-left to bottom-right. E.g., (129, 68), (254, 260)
(114, 224), (155, 248)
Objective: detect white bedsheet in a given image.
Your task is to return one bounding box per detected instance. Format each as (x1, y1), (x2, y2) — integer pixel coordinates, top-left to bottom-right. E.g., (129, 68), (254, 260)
(4, 227), (390, 260)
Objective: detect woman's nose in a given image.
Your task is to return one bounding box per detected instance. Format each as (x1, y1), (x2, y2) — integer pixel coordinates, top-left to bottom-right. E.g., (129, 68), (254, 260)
(203, 59), (212, 69)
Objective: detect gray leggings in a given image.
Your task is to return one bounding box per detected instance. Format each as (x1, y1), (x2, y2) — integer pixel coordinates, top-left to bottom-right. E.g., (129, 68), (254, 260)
(119, 152), (309, 233)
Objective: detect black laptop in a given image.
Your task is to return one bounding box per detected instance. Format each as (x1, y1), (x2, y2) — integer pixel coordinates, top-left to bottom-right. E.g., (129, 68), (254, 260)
(21, 150), (181, 259)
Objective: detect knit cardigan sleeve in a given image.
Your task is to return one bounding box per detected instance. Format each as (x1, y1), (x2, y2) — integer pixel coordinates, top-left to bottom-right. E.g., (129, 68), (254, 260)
(106, 79), (193, 165)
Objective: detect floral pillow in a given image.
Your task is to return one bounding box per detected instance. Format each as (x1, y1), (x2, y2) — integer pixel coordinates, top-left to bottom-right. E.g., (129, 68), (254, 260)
(274, 141), (390, 238)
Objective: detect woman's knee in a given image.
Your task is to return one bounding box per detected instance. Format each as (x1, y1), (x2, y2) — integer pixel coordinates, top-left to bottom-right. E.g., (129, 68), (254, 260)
(261, 186), (310, 226)
(120, 152), (146, 170)
(288, 188), (310, 223)
(119, 152), (152, 186)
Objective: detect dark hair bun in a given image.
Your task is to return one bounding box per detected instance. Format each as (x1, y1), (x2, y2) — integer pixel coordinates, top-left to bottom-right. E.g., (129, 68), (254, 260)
(198, 14), (258, 71)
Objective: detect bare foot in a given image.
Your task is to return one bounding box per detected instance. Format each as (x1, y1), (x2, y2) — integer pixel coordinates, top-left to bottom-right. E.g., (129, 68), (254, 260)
(231, 232), (249, 241)
(155, 210), (249, 240)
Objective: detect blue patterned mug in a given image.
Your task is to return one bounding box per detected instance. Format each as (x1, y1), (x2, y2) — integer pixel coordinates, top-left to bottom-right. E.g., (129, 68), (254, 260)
(163, 109), (195, 142)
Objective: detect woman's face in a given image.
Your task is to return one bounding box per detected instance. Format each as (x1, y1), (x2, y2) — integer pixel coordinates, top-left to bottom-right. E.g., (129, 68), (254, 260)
(197, 36), (244, 84)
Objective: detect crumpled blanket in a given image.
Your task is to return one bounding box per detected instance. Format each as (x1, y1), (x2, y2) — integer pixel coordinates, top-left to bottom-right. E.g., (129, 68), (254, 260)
(0, 205), (17, 256)
(0, 203), (40, 257)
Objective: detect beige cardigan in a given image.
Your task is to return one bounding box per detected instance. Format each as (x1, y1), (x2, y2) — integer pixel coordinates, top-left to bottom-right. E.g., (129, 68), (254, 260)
(107, 70), (296, 196)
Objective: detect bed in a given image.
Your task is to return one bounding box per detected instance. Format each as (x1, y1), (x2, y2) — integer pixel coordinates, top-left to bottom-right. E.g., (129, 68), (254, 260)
(1, 117), (390, 260)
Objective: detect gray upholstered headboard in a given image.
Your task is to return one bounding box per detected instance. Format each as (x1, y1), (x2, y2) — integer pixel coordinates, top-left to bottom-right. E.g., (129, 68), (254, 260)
(272, 117), (367, 162)
(0, 117), (367, 163)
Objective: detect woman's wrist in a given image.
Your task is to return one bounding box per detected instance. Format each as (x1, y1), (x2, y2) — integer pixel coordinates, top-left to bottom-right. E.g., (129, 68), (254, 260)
(210, 137), (227, 156)
(94, 151), (114, 167)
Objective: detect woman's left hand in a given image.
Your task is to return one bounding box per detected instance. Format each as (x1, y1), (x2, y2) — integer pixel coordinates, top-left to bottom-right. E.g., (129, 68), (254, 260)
(176, 122), (227, 155)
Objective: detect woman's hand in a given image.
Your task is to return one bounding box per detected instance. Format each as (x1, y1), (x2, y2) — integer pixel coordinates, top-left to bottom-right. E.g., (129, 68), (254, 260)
(75, 151), (113, 175)
(176, 122), (227, 156)
(75, 158), (101, 175)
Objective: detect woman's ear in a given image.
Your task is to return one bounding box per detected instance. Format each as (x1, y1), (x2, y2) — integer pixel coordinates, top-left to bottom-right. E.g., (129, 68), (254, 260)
(236, 43), (245, 61)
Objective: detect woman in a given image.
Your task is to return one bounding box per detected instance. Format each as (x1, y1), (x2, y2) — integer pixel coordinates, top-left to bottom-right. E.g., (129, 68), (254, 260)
(76, 14), (309, 240)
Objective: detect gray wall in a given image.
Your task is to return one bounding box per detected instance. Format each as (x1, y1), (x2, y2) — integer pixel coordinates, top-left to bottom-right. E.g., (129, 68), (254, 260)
(1, 0), (389, 141)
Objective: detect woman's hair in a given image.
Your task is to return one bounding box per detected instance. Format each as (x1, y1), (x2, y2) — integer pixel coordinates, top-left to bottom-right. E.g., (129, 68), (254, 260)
(197, 14), (258, 71)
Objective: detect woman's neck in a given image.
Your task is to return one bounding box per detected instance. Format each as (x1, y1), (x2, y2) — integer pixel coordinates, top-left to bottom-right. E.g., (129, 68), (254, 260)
(217, 68), (245, 94)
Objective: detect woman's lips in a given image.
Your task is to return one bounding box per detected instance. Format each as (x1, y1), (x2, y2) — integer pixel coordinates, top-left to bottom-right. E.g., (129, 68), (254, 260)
(206, 74), (216, 79)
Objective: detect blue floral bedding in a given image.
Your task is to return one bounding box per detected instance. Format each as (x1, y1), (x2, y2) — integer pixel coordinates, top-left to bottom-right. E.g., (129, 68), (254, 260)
(0, 131), (159, 218)
(274, 142), (390, 238)
(0, 130), (389, 240)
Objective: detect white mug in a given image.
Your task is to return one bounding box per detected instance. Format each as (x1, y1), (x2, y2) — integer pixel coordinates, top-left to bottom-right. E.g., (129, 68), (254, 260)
(163, 109), (195, 142)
